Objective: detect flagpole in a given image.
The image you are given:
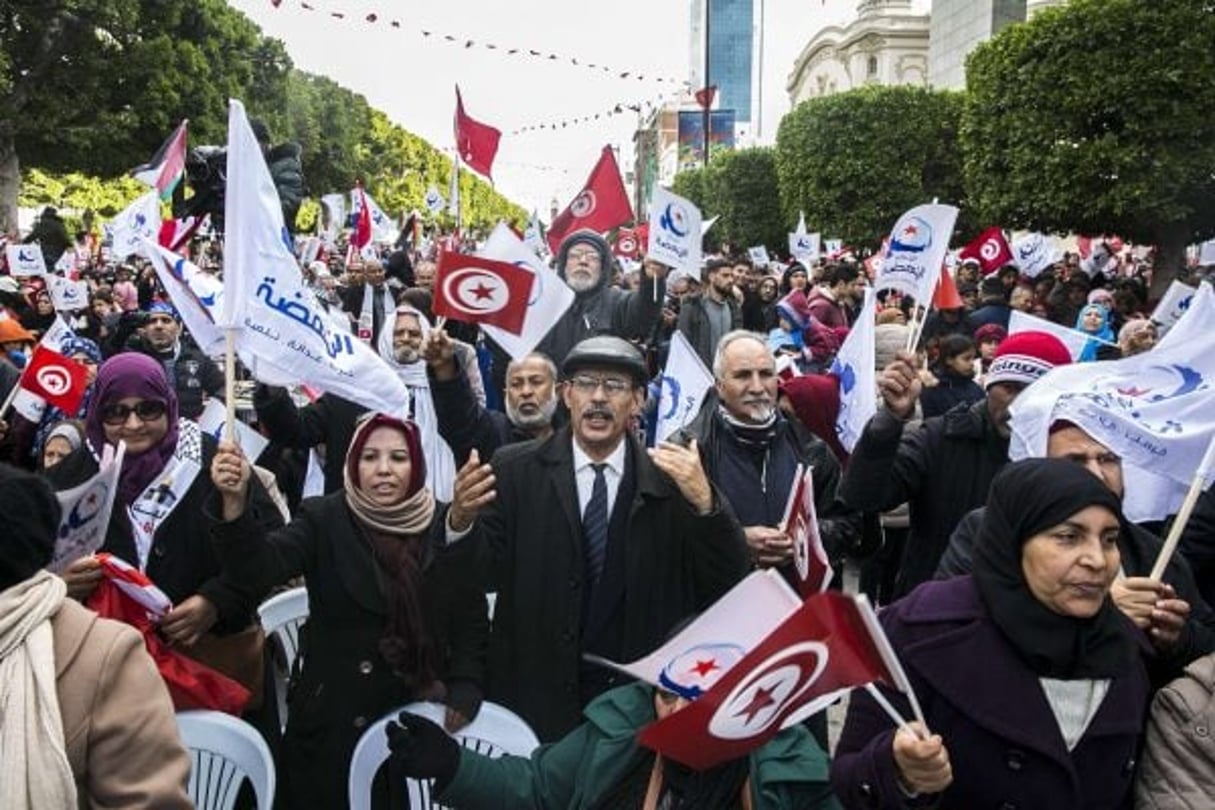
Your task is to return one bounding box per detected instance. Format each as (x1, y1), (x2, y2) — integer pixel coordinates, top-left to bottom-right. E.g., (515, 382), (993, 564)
(702, 0), (711, 168)
(0, 379), (22, 417)
(1149, 435), (1215, 580)
(223, 328), (237, 445)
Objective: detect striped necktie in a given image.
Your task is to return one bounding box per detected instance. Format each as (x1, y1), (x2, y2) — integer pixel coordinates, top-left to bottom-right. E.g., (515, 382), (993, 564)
(583, 463), (608, 583)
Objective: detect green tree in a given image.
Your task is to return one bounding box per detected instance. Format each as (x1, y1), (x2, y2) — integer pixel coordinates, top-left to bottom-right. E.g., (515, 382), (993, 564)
(962, 0), (1215, 295)
(671, 168), (707, 212)
(0, 0), (291, 232)
(701, 147), (784, 254)
(775, 85), (971, 251)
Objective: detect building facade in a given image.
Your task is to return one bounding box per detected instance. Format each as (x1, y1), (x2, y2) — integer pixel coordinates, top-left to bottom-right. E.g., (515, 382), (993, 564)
(786, 0), (930, 106)
(928, 0), (1027, 88)
(690, 0), (757, 126)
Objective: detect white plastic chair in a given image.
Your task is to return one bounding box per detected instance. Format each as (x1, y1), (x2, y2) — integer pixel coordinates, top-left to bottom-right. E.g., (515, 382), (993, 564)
(177, 710), (276, 810)
(257, 586), (309, 730)
(347, 700), (540, 810)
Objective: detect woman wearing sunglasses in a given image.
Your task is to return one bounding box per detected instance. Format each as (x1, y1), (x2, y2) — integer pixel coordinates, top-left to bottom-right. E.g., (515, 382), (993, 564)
(47, 353), (284, 661)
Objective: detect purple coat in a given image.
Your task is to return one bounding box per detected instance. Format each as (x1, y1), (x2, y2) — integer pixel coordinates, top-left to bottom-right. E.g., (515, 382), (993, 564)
(831, 576), (1151, 809)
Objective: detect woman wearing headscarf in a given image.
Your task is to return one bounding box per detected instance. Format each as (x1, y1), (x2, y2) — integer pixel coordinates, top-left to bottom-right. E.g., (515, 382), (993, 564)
(210, 412), (492, 809)
(0, 464), (191, 809)
(39, 420), (84, 471)
(1075, 302), (1117, 362)
(831, 458), (1152, 809)
(49, 353), (283, 650)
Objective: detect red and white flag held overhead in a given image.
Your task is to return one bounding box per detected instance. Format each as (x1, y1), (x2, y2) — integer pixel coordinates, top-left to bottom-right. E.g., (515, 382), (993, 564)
(546, 145), (634, 253)
(351, 183), (373, 252)
(18, 344), (90, 416)
(638, 591), (898, 770)
(454, 86), (501, 181)
(958, 227), (1014, 276)
(613, 227), (641, 259)
(433, 251), (535, 335)
(694, 85), (717, 110)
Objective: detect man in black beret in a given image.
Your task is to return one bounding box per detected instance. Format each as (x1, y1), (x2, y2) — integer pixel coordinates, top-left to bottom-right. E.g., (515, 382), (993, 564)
(464, 335), (747, 741)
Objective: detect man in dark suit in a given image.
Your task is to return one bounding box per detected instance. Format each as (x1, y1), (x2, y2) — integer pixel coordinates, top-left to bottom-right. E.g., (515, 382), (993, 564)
(466, 336), (748, 741)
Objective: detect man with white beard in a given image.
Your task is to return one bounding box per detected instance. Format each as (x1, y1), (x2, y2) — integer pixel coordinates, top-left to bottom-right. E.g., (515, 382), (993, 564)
(425, 327), (559, 465)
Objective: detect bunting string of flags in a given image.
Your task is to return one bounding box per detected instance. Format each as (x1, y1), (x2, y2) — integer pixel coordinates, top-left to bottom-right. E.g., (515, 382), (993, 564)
(267, 0), (690, 88)
(510, 101), (648, 135)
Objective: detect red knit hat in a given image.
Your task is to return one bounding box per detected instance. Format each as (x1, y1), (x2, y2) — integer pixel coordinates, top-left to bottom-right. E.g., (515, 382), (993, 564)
(985, 331), (1071, 390)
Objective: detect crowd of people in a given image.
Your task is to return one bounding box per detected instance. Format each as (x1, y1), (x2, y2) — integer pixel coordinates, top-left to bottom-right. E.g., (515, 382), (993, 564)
(1, 203), (1214, 809)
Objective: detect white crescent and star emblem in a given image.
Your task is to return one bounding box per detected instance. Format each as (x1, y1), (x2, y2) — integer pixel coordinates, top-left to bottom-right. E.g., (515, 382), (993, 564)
(571, 190), (597, 218)
(442, 268), (511, 316)
(35, 364), (74, 396)
(979, 239), (1000, 261)
(707, 641), (829, 740)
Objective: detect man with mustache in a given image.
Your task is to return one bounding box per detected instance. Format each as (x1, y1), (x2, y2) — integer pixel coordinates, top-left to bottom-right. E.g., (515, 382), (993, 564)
(424, 327), (559, 465)
(678, 330), (860, 575)
(463, 335), (747, 742)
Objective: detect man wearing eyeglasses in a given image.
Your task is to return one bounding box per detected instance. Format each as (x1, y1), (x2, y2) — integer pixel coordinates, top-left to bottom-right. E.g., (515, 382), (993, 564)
(466, 335), (747, 742)
(536, 231), (668, 367)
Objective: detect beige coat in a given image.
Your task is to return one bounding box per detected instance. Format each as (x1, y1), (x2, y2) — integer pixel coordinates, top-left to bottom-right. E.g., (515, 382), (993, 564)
(54, 598), (193, 809)
(1135, 653), (1215, 809)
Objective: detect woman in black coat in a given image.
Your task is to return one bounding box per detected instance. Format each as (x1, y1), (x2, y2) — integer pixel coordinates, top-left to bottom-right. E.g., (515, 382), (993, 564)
(211, 412), (492, 809)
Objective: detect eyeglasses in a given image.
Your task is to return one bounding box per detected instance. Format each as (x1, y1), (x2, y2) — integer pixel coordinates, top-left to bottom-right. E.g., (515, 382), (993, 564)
(567, 249), (602, 263)
(568, 374), (633, 396)
(100, 400), (167, 426)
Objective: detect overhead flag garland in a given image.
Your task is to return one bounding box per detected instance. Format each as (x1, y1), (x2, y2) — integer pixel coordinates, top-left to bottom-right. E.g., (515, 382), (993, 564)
(267, 0), (690, 88)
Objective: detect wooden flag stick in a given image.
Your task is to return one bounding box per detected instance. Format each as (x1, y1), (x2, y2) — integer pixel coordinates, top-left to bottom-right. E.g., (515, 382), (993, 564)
(223, 328), (237, 444)
(1150, 435), (1215, 580)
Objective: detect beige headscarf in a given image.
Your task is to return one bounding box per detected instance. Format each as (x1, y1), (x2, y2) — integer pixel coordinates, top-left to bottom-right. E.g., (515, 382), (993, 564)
(0, 570), (77, 809)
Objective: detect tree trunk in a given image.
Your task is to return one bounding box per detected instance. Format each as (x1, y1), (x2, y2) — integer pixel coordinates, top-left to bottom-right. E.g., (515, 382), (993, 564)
(0, 134), (20, 237)
(1149, 223), (1190, 303)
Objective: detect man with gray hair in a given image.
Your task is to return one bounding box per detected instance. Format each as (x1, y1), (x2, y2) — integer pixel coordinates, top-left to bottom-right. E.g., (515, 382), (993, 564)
(425, 328), (560, 465)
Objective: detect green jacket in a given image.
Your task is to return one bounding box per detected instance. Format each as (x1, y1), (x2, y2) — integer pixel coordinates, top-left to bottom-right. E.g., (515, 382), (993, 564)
(438, 682), (842, 809)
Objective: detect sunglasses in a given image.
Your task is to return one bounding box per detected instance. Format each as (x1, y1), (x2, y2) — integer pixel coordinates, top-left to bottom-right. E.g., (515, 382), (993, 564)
(100, 400), (167, 426)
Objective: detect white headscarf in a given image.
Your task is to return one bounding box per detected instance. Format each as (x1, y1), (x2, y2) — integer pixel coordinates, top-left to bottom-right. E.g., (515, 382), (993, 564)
(377, 304), (457, 501)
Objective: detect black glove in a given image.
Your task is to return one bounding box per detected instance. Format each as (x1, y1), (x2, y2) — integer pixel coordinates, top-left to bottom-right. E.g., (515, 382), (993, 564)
(445, 679), (483, 727)
(385, 712), (461, 788)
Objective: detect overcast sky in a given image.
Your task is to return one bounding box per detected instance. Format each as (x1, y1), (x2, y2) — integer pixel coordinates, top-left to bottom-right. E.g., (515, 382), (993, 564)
(228, 0), (925, 213)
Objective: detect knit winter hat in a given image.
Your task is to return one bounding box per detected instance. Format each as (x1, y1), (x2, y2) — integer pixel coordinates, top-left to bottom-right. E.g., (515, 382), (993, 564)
(985, 331), (1071, 390)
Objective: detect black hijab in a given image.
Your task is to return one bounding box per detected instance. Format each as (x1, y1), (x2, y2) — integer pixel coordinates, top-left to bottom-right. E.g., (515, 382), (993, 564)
(972, 458), (1135, 679)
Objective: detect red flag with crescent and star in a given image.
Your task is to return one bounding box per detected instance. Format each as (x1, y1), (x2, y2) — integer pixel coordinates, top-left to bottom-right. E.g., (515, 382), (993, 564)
(958, 227), (1014, 276)
(638, 591), (896, 770)
(547, 145), (634, 253)
(433, 251), (535, 335)
(781, 465), (833, 596)
(19, 344), (89, 415)
(454, 86), (501, 181)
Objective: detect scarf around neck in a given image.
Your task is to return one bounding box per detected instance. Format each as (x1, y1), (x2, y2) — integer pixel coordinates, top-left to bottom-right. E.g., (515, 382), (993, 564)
(0, 571), (77, 809)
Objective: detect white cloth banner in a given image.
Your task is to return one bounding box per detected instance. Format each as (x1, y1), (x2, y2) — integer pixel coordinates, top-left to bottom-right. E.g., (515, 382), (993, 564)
(747, 245), (771, 267)
(49, 442), (126, 574)
(141, 240), (226, 357)
(106, 191), (161, 260)
(1010, 232), (1057, 279)
(477, 222), (575, 359)
(197, 399), (269, 462)
(701, 215), (720, 236)
(222, 98), (410, 415)
(789, 233), (820, 263)
(523, 212), (546, 257)
(5, 244), (46, 276)
(424, 185), (445, 216)
(320, 193), (346, 238)
(830, 288), (877, 452)
(1008, 309), (1112, 361)
(1197, 239), (1215, 267)
(824, 239), (843, 256)
(654, 331), (714, 444)
(1151, 280), (1197, 334)
(1010, 284), (1215, 487)
(647, 187), (702, 273)
(46, 275), (88, 312)
(447, 160), (461, 217)
(873, 204), (958, 302)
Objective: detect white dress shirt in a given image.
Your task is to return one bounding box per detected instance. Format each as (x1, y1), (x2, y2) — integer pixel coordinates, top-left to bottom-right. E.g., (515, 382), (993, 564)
(572, 438), (627, 520)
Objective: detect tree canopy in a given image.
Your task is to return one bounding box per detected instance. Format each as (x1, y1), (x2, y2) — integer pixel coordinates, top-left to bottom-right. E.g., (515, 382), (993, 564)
(962, 0), (1215, 289)
(672, 148), (785, 254)
(774, 85), (971, 251)
(0, 0), (523, 234)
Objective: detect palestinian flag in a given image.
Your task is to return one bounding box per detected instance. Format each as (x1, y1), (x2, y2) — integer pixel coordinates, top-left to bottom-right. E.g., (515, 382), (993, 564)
(131, 120), (188, 200)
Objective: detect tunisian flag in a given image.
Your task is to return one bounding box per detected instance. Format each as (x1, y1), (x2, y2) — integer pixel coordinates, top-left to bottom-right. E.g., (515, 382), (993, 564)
(638, 591), (897, 770)
(19, 344), (90, 416)
(547, 145), (634, 253)
(454, 86), (501, 180)
(958, 227), (1014, 276)
(781, 465), (833, 596)
(433, 252), (535, 335)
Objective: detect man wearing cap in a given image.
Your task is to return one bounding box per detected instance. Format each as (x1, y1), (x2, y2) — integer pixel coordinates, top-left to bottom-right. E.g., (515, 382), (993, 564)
(676, 258), (742, 368)
(126, 302), (223, 420)
(466, 335), (747, 741)
(535, 231), (667, 367)
(839, 331), (1072, 597)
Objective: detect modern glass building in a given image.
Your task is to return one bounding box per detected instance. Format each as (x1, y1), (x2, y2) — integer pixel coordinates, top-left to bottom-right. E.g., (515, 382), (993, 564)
(689, 0), (756, 124)
(928, 0), (1027, 88)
